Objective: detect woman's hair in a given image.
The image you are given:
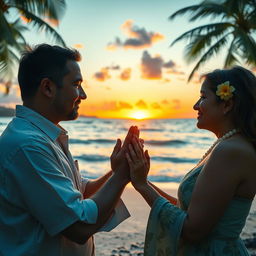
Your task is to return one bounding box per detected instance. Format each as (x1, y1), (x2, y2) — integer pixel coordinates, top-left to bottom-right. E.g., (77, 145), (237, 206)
(203, 66), (256, 145)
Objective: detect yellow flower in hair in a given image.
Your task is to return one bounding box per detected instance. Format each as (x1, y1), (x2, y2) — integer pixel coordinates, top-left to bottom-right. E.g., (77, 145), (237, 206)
(216, 81), (235, 101)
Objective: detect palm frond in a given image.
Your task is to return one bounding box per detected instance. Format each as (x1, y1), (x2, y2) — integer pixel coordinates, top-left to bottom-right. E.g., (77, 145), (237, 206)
(188, 35), (229, 81)
(224, 39), (239, 67)
(169, 5), (201, 20)
(16, 8), (66, 46)
(0, 42), (19, 86)
(169, 1), (230, 22)
(235, 31), (256, 64)
(11, 0), (66, 20)
(184, 29), (233, 63)
(170, 22), (232, 47)
(188, 2), (230, 22)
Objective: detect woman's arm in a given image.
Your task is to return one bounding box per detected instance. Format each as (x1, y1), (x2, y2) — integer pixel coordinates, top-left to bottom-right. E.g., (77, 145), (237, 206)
(148, 181), (177, 205)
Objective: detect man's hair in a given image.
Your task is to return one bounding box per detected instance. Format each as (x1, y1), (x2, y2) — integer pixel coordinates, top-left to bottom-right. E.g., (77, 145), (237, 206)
(18, 44), (81, 101)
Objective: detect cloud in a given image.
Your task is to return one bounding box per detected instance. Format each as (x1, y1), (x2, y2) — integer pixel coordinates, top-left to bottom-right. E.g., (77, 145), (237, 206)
(161, 99), (169, 105)
(105, 65), (121, 70)
(86, 101), (133, 111)
(163, 60), (175, 68)
(110, 65), (120, 70)
(118, 101), (133, 109)
(93, 68), (111, 81)
(136, 99), (148, 109)
(172, 99), (181, 110)
(141, 51), (163, 79)
(107, 20), (164, 50)
(120, 68), (131, 80)
(151, 102), (162, 109)
(140, 51), (185, 80)
(73, 43), (84, 49)
(166, 69), (185, 75)
(162, 78), (171, 83)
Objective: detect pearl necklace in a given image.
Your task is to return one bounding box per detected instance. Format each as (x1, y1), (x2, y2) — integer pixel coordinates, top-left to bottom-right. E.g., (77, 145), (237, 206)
(197, 128), (238, 165)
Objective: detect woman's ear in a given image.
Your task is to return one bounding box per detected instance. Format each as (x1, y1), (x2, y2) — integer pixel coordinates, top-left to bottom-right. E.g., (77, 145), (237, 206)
(223, 99), (234, 115)
(39, 78), (56, 98)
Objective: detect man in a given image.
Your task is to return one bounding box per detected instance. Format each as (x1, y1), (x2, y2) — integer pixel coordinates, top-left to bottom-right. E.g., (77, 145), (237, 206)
(0, 44), (136, 256)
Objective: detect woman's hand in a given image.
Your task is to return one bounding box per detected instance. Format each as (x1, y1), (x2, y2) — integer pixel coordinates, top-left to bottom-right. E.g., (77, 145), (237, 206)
(126, 136), (150, 190)
(110, 126), (139, 177)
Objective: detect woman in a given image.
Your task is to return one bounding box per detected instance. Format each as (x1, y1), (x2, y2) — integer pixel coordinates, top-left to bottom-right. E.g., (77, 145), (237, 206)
(126, 66), (256, 255)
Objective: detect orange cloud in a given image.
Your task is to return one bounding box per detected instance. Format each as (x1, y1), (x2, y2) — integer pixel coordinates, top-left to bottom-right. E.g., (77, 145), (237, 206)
(161, 99), (169, 105)
(172, 99), (181, 110)
(93, 68), (111, 81)
(151, 102), (162, 109)
(118, 101), (133, 109)
(107, 20), (164, 50)
(136, 100), (148, 109)
(73, 44), (84, 49)
(120, 68), (131, 80)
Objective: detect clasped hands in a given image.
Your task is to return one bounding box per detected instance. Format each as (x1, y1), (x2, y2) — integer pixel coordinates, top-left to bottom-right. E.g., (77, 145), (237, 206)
(110, 126), (150, 190)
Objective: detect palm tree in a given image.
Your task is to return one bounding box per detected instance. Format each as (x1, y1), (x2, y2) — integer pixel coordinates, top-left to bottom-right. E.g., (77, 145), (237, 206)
(169, 0), (256, 81)
(0, 0), (66, 93)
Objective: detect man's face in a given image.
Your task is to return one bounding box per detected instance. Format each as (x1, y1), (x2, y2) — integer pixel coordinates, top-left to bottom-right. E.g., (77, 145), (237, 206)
(53, 60), (86, 122)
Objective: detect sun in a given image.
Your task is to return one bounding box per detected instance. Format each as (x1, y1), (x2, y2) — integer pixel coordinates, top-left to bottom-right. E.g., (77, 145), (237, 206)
(128, 110), (150, 120)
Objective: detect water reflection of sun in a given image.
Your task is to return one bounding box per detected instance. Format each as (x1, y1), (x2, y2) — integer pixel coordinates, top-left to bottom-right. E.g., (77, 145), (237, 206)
(128, 110), (151, 120)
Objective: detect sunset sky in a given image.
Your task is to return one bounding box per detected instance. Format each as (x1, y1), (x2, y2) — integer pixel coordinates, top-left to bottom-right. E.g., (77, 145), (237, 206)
(0, 0), (228, 119)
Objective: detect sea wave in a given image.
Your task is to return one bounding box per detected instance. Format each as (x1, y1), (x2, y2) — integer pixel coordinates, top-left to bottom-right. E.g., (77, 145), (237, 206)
(75, 153), (197, 164)
(148, 175), (183, 183)
(70, 138), (115, 145)
(146, 139), (186, 146)
(75, 154), (109, 162)
(151, 156), (198, 163)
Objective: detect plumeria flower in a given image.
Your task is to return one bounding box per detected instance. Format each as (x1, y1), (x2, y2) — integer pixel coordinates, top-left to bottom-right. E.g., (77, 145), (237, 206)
(216, 81), (235, 101)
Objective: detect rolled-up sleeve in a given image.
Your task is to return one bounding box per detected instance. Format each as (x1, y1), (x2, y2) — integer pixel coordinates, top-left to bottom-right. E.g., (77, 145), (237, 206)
(6, 144), (98, 236)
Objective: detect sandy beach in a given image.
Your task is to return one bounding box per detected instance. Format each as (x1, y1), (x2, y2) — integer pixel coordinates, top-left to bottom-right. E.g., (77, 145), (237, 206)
(95, 183), (256, 256)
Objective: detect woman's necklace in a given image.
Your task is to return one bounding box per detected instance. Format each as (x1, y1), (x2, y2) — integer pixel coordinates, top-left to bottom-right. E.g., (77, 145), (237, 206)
(197, 128), (238, 165)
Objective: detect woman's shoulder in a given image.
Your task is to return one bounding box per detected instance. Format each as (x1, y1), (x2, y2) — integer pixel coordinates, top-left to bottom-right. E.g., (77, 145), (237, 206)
(210, 135), (256, 176)
(215, 135), (256, 158)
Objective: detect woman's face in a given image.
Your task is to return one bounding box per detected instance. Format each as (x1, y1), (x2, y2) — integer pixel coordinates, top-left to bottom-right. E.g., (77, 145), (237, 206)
(193, 80), (224, 132)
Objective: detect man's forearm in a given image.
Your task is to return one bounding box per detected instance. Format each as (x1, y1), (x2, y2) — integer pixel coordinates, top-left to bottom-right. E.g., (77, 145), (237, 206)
(62, 171), (129, 244)
(91, 171), (129, 227)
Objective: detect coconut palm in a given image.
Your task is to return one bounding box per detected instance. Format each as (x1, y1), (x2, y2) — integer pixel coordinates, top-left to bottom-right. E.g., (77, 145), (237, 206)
(169, 0), (256, 81)
(0, 0), (66, 93)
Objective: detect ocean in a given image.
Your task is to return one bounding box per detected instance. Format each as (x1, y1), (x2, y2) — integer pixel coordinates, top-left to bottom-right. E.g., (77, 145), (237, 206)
(0, 116), (216, 184)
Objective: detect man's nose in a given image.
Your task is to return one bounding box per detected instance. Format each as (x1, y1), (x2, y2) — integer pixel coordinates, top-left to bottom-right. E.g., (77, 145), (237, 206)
(79, 86), (87, 100)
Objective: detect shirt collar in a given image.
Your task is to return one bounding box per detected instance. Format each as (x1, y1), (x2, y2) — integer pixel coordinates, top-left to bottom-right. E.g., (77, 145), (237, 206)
(15, 105), (66, 141)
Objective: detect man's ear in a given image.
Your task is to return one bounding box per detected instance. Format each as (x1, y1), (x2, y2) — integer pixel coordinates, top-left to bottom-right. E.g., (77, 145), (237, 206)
(39, 78), (56, 98)
(223, 98), (234, 115)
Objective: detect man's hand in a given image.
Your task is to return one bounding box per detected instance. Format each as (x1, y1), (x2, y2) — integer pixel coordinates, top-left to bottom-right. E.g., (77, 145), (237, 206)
(110, 126), (139, 179)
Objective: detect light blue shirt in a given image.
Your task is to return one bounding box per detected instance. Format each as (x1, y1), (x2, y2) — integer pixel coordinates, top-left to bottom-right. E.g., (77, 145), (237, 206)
(0, 105), (98, 256)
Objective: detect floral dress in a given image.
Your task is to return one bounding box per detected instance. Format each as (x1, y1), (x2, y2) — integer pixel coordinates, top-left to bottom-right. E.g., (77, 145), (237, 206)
(144, 165), (253, 255)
